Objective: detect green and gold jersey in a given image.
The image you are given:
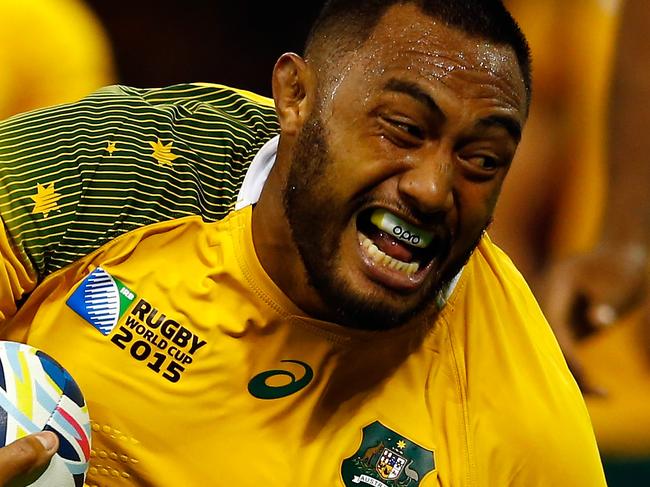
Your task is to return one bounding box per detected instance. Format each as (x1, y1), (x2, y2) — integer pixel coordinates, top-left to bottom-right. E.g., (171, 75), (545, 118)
(1, 206), (606, 486)
(0, 83), (279, 320)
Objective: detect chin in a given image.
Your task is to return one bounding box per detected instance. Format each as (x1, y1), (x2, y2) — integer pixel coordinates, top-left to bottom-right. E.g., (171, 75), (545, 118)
(310, 260), (442, 331)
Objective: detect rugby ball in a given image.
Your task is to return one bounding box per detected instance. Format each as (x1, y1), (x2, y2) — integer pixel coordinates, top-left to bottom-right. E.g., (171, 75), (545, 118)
(0, 341), (90, 486)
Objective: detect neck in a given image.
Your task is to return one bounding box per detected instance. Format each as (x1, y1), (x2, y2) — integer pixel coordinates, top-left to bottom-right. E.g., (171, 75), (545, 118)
(251, 145), (329, 319)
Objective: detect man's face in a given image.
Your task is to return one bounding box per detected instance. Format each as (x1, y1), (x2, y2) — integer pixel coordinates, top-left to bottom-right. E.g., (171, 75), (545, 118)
(283, 4), (527, 330)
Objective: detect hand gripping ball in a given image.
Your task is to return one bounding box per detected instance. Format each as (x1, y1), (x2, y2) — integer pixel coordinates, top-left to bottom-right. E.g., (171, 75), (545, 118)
(0, 341), (90, 486)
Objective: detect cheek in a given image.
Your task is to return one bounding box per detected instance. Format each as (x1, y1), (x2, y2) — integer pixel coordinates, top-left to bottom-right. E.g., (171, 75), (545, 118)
(327, 136), (393, 196)
(485, 173), (508, 211)
(455, 179), (503, 228)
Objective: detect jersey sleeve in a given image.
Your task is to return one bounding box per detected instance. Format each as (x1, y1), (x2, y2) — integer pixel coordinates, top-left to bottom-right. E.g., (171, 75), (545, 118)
(0, 83), (279, 320)
(0, 218), (35, 321)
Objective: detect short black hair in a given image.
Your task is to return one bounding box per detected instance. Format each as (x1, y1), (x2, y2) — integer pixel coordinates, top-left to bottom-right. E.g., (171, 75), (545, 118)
(305, 0), (532, 105)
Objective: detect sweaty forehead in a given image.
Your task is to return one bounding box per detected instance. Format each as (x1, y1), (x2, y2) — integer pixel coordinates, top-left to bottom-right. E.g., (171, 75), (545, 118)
(327, 3), (526, 112)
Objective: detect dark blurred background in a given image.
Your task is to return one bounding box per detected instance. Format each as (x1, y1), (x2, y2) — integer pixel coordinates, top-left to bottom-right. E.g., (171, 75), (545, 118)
(85, 0), (322, 95)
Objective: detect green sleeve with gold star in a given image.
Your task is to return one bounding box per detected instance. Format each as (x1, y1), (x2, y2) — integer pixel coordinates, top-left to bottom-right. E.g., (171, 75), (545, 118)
(0, 82), (279, 293)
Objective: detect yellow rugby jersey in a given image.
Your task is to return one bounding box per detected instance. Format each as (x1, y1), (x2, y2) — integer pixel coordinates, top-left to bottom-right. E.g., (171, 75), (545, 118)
(0, 83), (279, 322)
(1, 206), (606, 486)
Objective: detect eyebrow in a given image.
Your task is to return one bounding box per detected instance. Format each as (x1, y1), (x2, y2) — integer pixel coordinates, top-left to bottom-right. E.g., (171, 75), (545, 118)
(476, 115), (522, 142)
(383, 78), (445, 120)
(383, 78), (522, 142)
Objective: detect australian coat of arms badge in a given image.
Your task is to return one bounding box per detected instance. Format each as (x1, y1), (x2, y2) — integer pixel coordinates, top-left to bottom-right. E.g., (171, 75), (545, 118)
(341, 421), (436, 487)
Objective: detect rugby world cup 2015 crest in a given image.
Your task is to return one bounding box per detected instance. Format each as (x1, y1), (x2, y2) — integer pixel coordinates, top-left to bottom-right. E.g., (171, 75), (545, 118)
(67, 267), (136, 336)
(341, 421), (435, 487)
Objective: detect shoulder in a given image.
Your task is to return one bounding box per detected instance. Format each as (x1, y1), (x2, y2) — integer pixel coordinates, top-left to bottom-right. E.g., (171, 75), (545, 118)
(456, 233), (573, 388)
(449, 235), (606, 485)
(0, 82), (280, 186)
(463, 234), (554, 338)
(0, 83), (280, 182)
(120, 83), (277, 127)
(0, 83), (279, 142)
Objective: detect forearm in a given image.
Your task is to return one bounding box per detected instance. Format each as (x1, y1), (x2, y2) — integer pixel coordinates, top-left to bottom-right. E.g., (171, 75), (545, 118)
(605, 0), (650, 248)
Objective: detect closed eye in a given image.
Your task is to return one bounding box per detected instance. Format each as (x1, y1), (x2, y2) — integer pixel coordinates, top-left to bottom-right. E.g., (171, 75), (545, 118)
(380, 116), (424, 145)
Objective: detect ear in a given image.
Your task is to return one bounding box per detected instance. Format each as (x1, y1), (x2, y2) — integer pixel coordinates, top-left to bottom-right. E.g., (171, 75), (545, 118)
(272, 53), (315, 136)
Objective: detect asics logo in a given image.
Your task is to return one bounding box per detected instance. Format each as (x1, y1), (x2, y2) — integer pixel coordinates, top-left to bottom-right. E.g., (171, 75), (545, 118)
(247, 360), (314, 400)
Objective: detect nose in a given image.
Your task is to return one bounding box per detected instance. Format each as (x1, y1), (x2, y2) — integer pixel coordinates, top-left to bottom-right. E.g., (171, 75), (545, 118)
(397, 152), (455, 216)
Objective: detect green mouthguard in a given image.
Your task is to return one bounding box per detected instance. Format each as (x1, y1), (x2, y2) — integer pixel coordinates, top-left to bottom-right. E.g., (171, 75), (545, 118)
(369, 209), (433, 248)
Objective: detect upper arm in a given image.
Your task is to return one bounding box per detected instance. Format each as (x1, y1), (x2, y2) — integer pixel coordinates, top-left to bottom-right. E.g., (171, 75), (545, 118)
(0, 217), (36, 322)
(0, 83), (280, 289)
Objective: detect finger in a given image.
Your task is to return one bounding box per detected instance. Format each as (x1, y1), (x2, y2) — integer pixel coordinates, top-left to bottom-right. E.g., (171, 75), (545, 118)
(587, 303), (618, 329)
(584, 270), (646, 331)
(585, 290), (642, 331)
(0, 432), (58, 486)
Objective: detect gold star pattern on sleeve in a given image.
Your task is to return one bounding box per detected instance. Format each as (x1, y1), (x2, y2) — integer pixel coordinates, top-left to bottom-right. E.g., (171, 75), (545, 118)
(105, 141), (117, 156)
(30, 183), (62, 218)
(149, 139), (179, 167)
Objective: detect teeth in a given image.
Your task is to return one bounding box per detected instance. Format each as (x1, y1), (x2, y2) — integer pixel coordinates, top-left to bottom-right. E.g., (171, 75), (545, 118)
(360, 237), (420, 276)
(370, 209), (433, 249)
(368, 243), (383, 264)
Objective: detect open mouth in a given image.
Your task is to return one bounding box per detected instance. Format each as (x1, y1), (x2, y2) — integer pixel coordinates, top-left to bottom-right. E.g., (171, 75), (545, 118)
(355, 208), (448, 281)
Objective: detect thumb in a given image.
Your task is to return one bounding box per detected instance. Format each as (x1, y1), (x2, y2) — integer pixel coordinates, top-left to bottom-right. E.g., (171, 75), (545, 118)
(583, 258), (647, 331)
(583, 277), (638, 331)
(0, 432), (58, 487)
(587, 302), (619, 329)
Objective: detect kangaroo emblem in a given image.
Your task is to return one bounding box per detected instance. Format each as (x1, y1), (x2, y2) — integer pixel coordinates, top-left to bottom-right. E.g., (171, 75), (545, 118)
(361, 441), (385, 465)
